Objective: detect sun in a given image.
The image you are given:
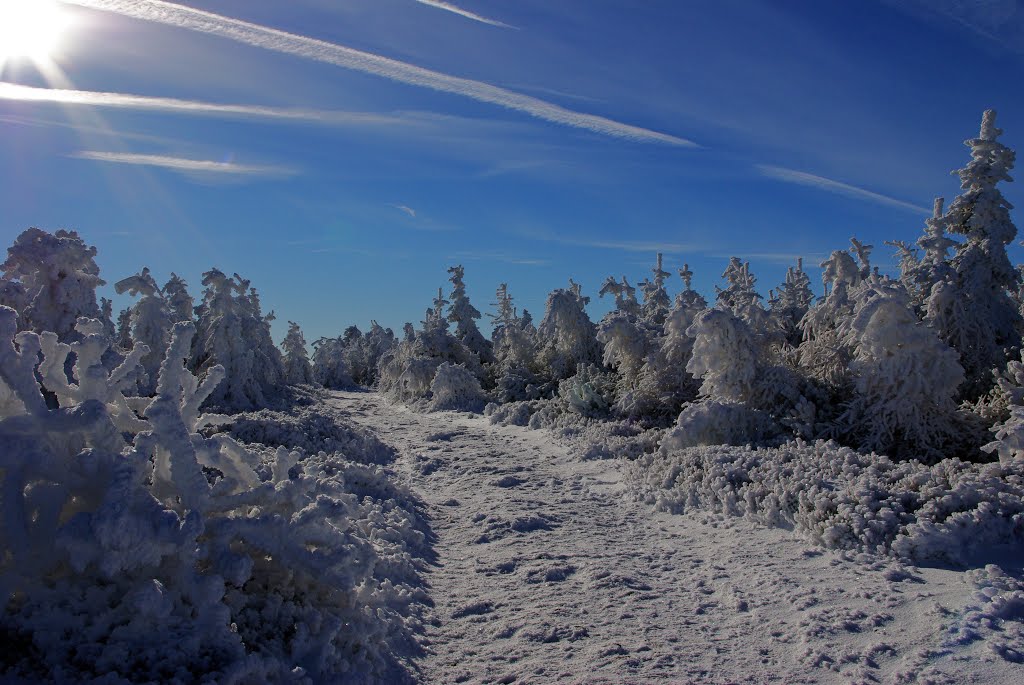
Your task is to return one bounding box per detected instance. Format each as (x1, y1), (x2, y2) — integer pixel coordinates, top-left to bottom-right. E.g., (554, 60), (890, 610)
(0, 0), (71, 66)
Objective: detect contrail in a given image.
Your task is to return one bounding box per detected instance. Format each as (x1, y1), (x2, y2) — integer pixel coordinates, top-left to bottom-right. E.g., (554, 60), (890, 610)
(756, 164), (930, 214)
(413, 0), (517, 29)
(61, 0), (694, 147)
(73, 150), (297, 176)
(0, 82), (401, 126)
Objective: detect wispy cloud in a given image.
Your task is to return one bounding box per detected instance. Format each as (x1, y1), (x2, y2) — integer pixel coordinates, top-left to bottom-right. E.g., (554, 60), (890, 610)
(450, 249), (550, 266)
(756, 164), (930, 214)
(0, 82), (401, 127)
(392, 204), (417, 218)
(65, 0), (693, 147)
(884, 0), (1024, 55)
(711, 251), (830, 266)
(72, 151), (297, 177)
(532, 233), (702, 254)
(413, 0), (516, 29)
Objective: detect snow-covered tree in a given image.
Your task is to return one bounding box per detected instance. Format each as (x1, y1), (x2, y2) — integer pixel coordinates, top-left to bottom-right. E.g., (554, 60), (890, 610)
(312, 335), (354, 389)
(799, 246), (863, 386)
(163, 272), (194, 324)
(537, 281), (601, 381)
(928, 110), (1020, 399)
(769, 258), (814, 347)
(447, 265), (494, 364)
(598, 275), (640, 317)
(281, 321), (313, 385)
(839, 280), (966, 461)
(716, 257), (768, 329)
(638, 253), (671, 326)
(1, 228), (103, 341)
(191, 269), (284, 411)
(115, 267), (174, 394)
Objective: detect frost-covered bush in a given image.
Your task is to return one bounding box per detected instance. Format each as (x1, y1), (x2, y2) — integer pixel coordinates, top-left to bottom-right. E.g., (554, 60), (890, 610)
(837, 279), (967, 461)
(626, 439), (1024, 565)
(558, 363), (616, 418)
(983, 350), (1024, 465)
(0, 310), (424, 683)
(281, 321), (314, 385)
(115, 267), (174, 395)
(1, 227), (104, 341)
(229, 405), (396, 464)
(191, 269), (285, 411)
(428, 362), (487, 412)
(662, 400), (778, 451)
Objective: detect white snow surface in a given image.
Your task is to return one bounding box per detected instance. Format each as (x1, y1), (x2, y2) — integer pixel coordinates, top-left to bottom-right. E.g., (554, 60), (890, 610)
(330, 391), (1024, 684)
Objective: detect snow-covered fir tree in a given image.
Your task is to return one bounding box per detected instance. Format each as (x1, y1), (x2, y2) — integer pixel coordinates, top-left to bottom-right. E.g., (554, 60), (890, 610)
(638, 253), (671, 326)
(282, 321), (314, 385)
(447, 265), (494, 364)
(163, 272), (194, 324)
(928, 110), (1020, 399)
(537, 281), (601, 381)
(0, 228), (103, 341)
(191, 269), (284, 411)
(769, 258), (814, 348)
(115, 267), (174, 394)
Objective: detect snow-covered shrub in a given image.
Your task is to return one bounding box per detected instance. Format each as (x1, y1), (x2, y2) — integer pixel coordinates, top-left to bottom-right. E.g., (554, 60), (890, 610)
(228, 405), (396, 464)
(281, 320), (314, 385)
(558, 363), (615, 418)
(1, 227), (104, 341)
(0, 311), (424, 683)
(115, 267), (173, 394)
(191, 269), (285, 411)
(428, 362), (487, 412)
(661, 400), (778, 451)
(930, 110), (1020, 400)
(838, 279), (967, 461)
(983, 350), (1024, 465)
(626, 439), (1024, 565)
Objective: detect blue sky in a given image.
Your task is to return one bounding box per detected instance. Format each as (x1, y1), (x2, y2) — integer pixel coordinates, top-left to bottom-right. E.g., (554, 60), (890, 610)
(1, 0), (1023, 342)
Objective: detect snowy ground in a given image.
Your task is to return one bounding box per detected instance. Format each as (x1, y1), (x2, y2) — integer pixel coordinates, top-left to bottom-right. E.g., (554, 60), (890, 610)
(328, 391), (1022, 684)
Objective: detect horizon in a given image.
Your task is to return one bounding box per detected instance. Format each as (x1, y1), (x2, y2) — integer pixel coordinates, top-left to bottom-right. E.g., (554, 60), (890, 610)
(2, 0), (1023, 342)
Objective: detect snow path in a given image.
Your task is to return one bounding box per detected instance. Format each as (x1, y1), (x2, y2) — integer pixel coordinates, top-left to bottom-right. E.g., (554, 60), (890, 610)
(327, 391), (1021, 684)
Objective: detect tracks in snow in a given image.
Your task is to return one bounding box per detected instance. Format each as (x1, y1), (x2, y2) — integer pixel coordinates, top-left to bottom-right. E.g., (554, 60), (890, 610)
(327, 391), (1018, 685)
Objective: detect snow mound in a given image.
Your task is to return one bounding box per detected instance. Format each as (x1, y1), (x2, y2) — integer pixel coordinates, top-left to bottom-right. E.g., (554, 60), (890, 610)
(946, 564), (1024, 662)
(626, 439), (1024, 564)
(428, 362), (487, 413)
(228, 405), (396, 464)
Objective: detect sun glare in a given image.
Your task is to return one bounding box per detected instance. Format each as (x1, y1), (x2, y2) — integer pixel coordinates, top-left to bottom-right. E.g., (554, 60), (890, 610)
(0, 0), (71, 66)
